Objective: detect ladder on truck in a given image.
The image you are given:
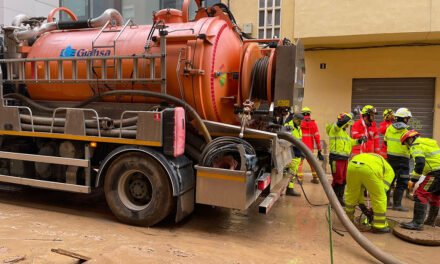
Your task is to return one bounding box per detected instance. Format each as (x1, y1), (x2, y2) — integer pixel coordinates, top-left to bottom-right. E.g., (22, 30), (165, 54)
(90, 18), (132, 83)
(0, 26), (167, 93)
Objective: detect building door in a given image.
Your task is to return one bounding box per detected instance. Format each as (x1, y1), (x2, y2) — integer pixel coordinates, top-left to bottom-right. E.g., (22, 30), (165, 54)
(351, 78), (435, 137)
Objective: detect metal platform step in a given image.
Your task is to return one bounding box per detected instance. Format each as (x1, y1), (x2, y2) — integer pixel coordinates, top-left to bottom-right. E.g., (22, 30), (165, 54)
(0, 151), (89, 167)
(0, 175), (91, 193)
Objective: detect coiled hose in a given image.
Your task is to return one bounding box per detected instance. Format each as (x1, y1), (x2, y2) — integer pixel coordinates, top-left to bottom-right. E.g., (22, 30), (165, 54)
(5, 90), (212, 144)
(200, 136), (255, 169)
(277, 132), (404, 264)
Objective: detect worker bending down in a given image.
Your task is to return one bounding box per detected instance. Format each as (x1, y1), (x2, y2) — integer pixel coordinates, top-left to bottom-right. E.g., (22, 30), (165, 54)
(400, 130), (440, 230)
(284, 113), (305, 196)
(345, 153), (395, 233)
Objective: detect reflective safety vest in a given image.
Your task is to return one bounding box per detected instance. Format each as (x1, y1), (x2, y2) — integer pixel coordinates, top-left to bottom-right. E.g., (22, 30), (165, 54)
(384, 124), (409, 158)
(286, 120), (302, 140)
(410, 137), (440, 178)
(326, 123), (358, 158)
(379, 120), (393, 157)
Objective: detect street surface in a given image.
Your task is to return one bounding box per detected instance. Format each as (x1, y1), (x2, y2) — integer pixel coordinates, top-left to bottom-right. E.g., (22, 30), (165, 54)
(0, 174), (438, 263)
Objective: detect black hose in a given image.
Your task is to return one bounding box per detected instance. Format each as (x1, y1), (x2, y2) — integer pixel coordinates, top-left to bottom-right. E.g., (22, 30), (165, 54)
(200, 136), (255, 168)
(297, 181), (328, 207)
(277, 132), (404, 264)
(57, 20), (90, 30)
(250, 57), (269, 100)
(5, 90), (212, 144)
(5, 93), (54, 112)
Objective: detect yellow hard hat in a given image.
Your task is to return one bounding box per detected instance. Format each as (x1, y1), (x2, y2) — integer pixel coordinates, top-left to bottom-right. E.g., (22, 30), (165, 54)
(301, 107), (311, 114)
(383, 109), (394, 117)
(361, 105), (377, 115)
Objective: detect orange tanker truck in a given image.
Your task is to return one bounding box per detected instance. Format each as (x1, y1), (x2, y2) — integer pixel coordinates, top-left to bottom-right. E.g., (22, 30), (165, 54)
(0, 0), (304, 226)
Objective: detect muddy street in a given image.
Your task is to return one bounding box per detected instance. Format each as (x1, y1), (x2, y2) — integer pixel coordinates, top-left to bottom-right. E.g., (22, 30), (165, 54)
(0, 174), (438, 264)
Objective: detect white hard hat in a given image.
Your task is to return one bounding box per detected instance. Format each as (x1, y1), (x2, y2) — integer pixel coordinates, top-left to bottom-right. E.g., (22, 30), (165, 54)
(395, 108), (412, 118)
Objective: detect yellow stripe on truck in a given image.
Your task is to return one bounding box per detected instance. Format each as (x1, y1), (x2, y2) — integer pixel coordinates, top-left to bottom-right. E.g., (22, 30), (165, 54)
(197, 171), (246, 183)
(0, 130), (162, 147)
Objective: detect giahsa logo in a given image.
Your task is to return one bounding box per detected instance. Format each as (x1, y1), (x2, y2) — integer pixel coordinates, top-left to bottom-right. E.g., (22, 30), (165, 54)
(60, 45), (111, 57)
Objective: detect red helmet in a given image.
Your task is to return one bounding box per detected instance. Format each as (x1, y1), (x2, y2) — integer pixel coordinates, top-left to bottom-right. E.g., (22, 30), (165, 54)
(400, 130), (420, 145)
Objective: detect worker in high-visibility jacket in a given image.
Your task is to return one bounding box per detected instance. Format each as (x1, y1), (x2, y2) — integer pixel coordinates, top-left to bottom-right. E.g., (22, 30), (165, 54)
(351, 105), (380, 155)
(384, 107), (412, 211)
(326, 112), (366, 206)
(400, 130), (440, 230)
(299, 107), (324, 184)
(284, 113), (305, 196)
(379, 109), (395, 158)
(345, 153), (395, 233)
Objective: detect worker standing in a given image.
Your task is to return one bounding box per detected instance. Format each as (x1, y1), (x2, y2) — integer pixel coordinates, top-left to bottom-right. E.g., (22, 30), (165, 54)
(384, 107), (412, 211)
(400, 131), (440, 230)
(326, 112), (365, 206)
(351, 105), (380, 155)
(299, 107), (324, 184)
(284, 112), (305, 197)
(345, 153), (395, 233)
(379, 109), (395, 158)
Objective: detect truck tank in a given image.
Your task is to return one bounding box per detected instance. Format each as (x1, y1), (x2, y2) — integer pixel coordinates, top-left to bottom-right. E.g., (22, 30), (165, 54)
(24, 9), (242, 124)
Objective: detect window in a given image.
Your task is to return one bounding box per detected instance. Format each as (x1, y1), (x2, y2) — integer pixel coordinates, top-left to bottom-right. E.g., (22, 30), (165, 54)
(60, 0), (89, 20)
(258, 0), (281, 39)
(60, 0), (121, 21)
(59, 0), (199, 24)
(205, 0), (221, 7)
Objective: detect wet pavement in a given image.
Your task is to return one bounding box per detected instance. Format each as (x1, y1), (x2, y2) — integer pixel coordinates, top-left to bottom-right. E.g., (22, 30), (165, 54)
(0, 174), (438, 263)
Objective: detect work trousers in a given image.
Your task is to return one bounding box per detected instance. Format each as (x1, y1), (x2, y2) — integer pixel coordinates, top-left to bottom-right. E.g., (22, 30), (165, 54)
(298, 158), (318, 181)
(345, 161), (389, 229)
(287, 157), (301, 189)
(415, 175), (440, 207)
(387, 155), (409, 192)
(330, 159), (348, 187)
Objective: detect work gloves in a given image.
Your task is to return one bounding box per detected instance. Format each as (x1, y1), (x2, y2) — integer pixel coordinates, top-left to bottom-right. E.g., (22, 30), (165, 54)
(317, 150), (324, 161)
(357, 136), (368, 144)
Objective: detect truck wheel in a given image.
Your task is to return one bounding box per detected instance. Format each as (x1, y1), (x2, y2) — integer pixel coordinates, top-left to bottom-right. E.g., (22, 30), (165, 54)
(104, 152), (174, 226)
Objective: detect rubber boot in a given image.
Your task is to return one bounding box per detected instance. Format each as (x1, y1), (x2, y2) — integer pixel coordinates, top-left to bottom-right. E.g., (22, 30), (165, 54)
(400, 200), (427, 230)
(386, 191), (393, 209)
(286, 187), (301, 197)
(392, 189), (409, 212)
(333, 185), (345, 207)
(371, 226), (391, 234)
(424, 206), (439, 226)
(286, 181), (301, 197)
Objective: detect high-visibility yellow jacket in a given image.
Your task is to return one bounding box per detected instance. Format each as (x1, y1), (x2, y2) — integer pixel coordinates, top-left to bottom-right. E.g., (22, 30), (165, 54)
(410, 137), (440, 179)
(350, 153), (395, 190)
(384, 122), (409, 158)
(286, 120), (302, 140)
(326, 123), (358, 159)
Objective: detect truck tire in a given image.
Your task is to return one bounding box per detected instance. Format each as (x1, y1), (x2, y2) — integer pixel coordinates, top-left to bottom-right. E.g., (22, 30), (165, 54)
(104, 152), (174, 226)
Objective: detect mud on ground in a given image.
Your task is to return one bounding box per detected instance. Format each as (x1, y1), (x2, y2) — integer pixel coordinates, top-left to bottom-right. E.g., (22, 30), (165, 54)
(0, 174), (438, 264)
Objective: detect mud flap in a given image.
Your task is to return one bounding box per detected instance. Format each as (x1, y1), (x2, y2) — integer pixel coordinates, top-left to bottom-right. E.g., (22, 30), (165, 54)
(175, 188), (195, 223)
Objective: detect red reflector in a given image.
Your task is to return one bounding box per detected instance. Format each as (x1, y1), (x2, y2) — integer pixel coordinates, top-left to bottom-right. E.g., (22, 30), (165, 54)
(258, 175), (271, 190)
